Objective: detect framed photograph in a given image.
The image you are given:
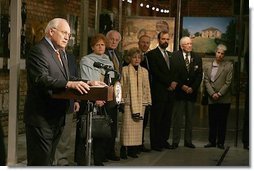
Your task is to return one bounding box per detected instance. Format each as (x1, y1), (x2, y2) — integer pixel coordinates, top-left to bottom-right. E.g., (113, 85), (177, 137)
(122, 16), (175, 52)
(182, 17), (237, 55)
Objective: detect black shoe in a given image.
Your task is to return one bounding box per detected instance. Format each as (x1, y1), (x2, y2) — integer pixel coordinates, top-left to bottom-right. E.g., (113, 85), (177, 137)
(172, 143), (179, 149)
(107, 155), (120, 161)
(184, 143), (196, 148)
(102, 159), (109, 162)
(164, 143), (173, 149)
(151, 147), (163, 151)
(141, 146), (151, 152)
(204, 143), (216, 148)
(120, 146), (128, 159)
(94, 162), (104, 166)
(128, 153), (138, 158)
(243, 144), (249, 150)
(217, 144), (225, 149)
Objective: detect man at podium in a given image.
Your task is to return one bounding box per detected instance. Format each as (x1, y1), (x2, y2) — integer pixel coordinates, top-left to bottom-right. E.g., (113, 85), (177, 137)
(24, 18), (105, 166)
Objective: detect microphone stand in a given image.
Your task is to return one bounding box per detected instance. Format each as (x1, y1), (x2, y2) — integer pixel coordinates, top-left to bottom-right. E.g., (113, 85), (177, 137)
(85, 101), (93, 166)
(85, 68), (120, 166)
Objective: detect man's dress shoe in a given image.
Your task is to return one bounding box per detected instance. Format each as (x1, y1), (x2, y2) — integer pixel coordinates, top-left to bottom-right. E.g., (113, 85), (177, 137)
(184, 143), (196, 148)
(204, 143), (216, 148)
(217, 144), (225, 149)
(172, 143), (179, 149)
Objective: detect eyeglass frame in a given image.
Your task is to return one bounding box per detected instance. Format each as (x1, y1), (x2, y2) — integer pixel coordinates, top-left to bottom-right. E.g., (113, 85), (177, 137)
(52, 27), (72, 38)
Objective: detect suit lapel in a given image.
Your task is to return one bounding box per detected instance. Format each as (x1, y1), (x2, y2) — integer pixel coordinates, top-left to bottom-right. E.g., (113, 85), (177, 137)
(155, 47), (169, 71)
(213, 62), (224, 82)
(52, 50), (68, 79)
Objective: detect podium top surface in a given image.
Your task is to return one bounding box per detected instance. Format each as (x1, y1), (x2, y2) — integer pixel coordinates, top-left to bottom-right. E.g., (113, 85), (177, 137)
(52, 86), (114, 101)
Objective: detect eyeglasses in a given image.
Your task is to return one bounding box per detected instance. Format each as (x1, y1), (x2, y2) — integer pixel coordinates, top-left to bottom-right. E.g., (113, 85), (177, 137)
(52, 27), (71, 38)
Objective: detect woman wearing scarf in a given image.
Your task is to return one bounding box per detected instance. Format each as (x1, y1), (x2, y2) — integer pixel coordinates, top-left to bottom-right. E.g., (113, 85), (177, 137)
(120, 47), (152, 159)
(75, 33), (114, 166)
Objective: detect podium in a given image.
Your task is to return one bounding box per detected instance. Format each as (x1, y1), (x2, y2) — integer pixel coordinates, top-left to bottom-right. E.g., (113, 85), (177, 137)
(52, 86), (114, 166)
(52, 86), (114, 101)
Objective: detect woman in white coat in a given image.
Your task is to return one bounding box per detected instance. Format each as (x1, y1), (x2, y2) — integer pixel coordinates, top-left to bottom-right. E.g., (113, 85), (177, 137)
(120, 47), (152, 159)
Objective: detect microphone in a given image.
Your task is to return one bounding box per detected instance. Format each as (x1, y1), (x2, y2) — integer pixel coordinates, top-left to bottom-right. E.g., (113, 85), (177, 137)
(93, 62), (114, 71)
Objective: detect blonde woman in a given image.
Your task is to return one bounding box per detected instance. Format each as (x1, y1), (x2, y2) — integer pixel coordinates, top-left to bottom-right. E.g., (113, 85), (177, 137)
(120, 47), (152, 159)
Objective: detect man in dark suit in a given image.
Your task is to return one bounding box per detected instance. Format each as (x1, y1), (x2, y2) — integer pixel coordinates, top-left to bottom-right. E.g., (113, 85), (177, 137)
(104, 30), (123, 161)
(54, 49), (80, 166)
(139, 34), (152, 152)
(146, 31), (177, 151)
(170, 36), (203, 149)
(24, 18), (104, 166)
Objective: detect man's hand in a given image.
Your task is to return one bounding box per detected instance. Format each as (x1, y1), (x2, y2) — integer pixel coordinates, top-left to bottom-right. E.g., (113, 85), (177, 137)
(66, 81), (90, 94)
(169, 81), (178, 90)
(181, 85), (193, 94)
(87, 81), (107, 87)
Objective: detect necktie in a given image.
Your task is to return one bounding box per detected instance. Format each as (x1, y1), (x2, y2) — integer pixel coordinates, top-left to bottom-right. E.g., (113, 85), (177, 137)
(185, 53), (190, 72)
(163, 50), (170, 69)
(55, 50), (63, 66)
(110, 50), (119, 72)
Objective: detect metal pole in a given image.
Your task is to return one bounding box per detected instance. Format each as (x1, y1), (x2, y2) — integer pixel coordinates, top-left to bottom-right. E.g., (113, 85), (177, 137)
(95, 0), (102, 33)
(174, 0), (181, 51)
(85, 102), (93, 166)
(8, 0), (21, 165)
(234, 0), (244, 147)
(79, 0), (89, 58)
(118, 0), (122, 50)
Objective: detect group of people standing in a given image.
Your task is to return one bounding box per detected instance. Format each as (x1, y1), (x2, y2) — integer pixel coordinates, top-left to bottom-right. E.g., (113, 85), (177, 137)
(23, 17), (234, 166)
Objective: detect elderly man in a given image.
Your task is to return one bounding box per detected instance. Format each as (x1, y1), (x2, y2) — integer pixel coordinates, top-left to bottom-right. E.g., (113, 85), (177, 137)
(104, 30), (123, 161)
(24, 18), (104, 165)
(170, 36), (203, 149)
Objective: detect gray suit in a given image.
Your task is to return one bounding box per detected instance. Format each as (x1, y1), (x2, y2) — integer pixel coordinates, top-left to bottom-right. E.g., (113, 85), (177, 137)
(203, 60), (233, 146)
(204, 60), (233, 104)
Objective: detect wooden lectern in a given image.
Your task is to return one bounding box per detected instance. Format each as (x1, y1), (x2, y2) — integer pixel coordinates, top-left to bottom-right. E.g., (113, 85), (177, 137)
(52, 86), (114, 166)
(52, 86), (114, 101)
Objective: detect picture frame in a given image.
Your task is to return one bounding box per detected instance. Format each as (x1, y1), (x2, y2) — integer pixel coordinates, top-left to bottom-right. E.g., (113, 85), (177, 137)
(122, 16), (175, 52)
(182, 17), (237, 56)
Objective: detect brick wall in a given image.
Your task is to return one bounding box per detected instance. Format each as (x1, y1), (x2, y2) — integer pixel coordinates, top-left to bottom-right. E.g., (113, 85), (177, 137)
(0, 0), (243, 136)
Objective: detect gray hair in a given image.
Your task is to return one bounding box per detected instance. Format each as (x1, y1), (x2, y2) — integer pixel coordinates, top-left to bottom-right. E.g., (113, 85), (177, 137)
(216, 44), (227, 52)
(179, 36), (191, 46)
(106, 30), (122, 41)
(45, 18), (68, 34)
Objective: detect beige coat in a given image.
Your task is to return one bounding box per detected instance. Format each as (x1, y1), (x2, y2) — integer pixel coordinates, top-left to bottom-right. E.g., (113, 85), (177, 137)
(120, 64), (151, 146)
(203, 60), (233, 104)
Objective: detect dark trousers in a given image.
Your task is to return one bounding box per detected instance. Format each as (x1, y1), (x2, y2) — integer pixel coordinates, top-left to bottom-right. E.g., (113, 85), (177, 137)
(105, 105), (118, 157)
(0, 122), (6, 166)
(25, 124), (63, 166)
(142, 106), (150, 145)
(208, 103), (230, 145)
(150, 96), (173, 148)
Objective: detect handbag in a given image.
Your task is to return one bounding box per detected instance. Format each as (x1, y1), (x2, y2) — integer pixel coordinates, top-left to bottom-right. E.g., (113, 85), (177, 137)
(92, 107), (112, 138)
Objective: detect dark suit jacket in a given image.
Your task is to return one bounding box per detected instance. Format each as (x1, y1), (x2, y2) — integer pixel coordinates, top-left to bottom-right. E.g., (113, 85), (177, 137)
(171, 50), (203, 102)
(105, 48), (123, 73)
(66, 52), (79, 113)
(24, 38), (79, 128)
(146, 47), (174, 102)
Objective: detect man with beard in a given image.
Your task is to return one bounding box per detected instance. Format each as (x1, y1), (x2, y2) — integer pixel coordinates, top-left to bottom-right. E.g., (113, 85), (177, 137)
(146, 31), (177, 151)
